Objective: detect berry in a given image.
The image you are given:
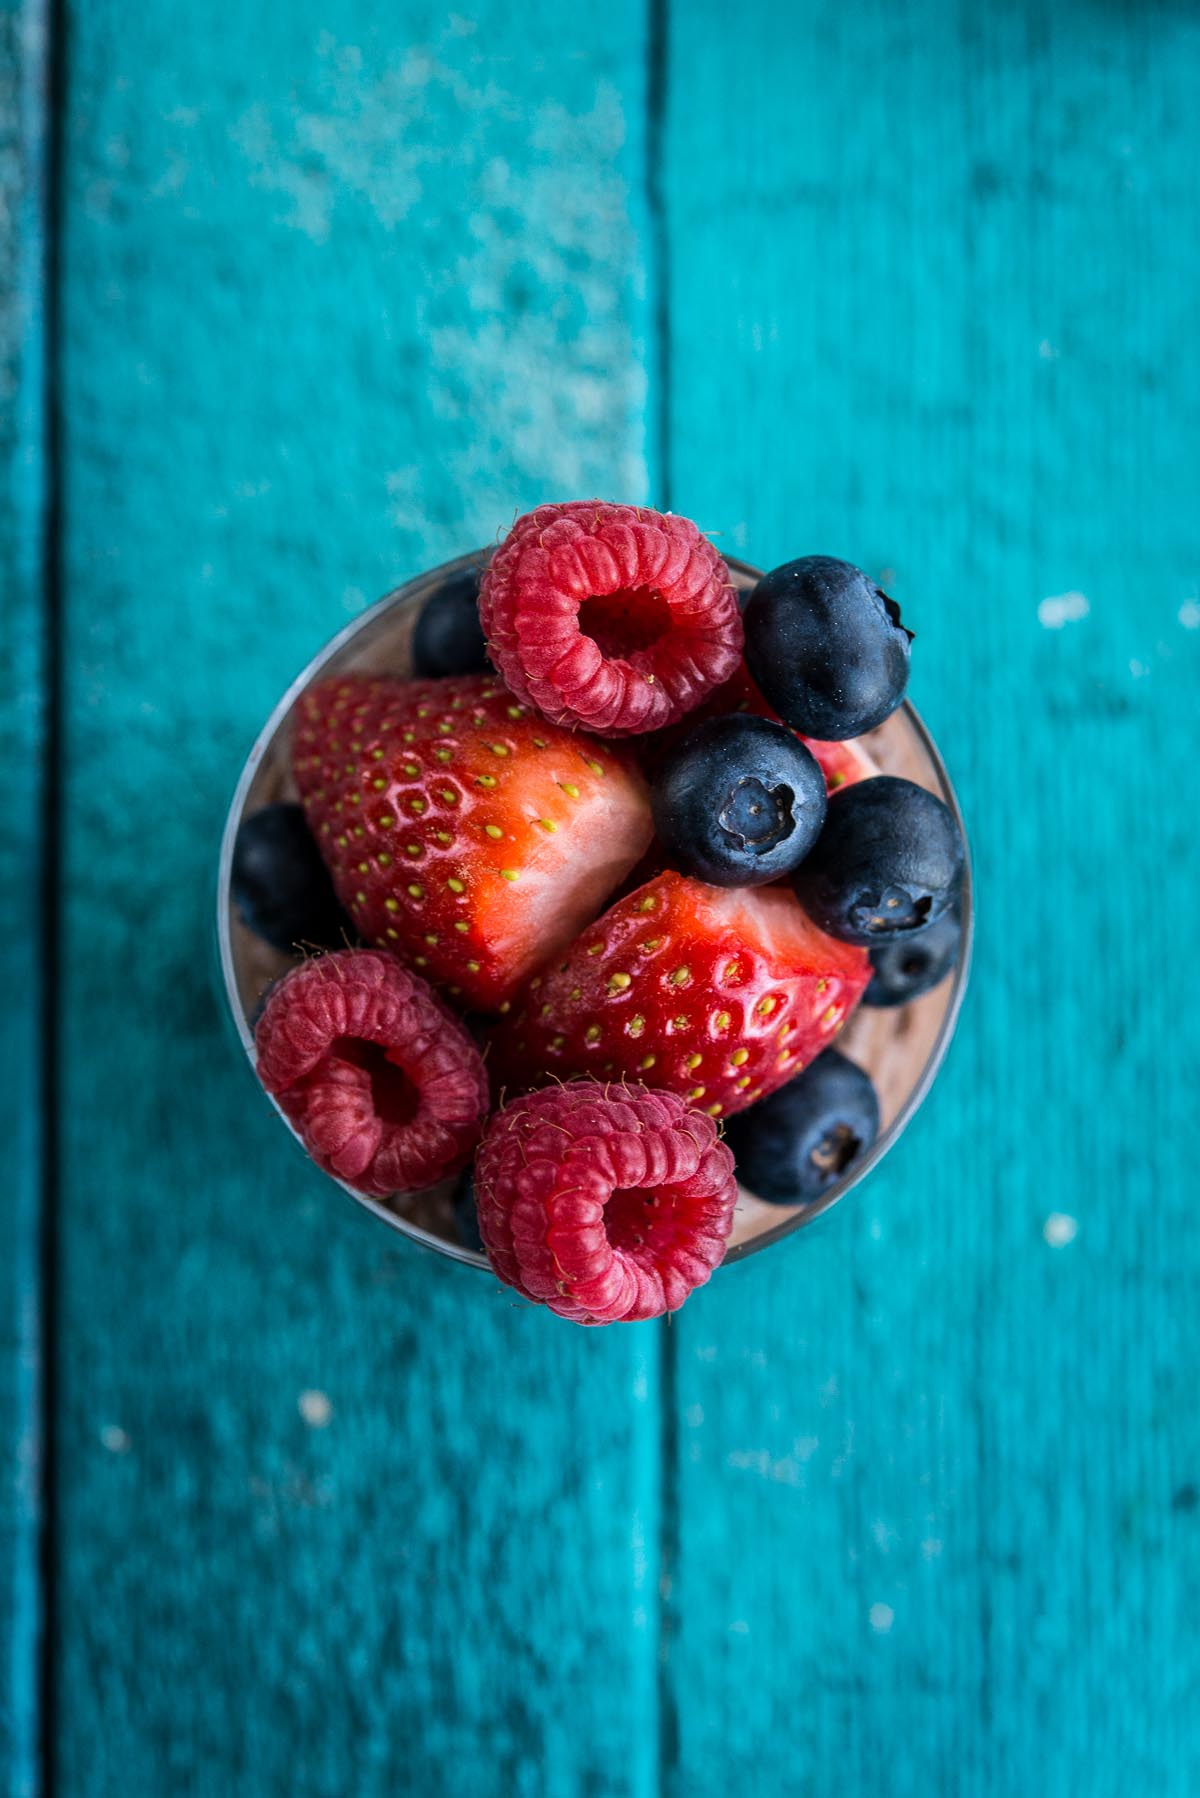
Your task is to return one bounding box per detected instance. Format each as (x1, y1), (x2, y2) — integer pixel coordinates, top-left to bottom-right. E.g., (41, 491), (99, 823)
(293, 673), (653, 1011)
(491, 871), (871, 1119)
(804, 734), (880, 795)
(231, 803), (354, 952)
(475, 1081), (737, 1324)
(864, 901), (962, 1007)
(743, 556), (912, 739)
(725, 1049), (879, 1205)
(479, 501), (743, 737)
(643, 662), (879, 794)
(792, 775), (965, 946)
(254, 950), (489, 1197)
(650, 715), (827, 887)
(411, 564), (490, 678)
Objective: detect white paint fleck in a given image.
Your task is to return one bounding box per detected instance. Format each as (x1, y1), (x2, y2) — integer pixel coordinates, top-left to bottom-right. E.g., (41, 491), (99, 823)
(631, 1365), (648, 1403)
(100, 1425), (131, 1454)
(869, 1603), (894, 1633)
(1129, 658), (1148, 678)
(819, 1376), (839, 1407)
(830, 1421), (856, 1478)
(726, 1449), (803, 1487)
(299, 1389), (332, 1427)
(1038, 339), (1060, 361)
(868, 1218), (883, 1241)
(1038, 591), (1089, 629)
(920, 1537), (943, 1560)
(1178, 600), (1200, 630)
(729, 1619), (750, 1636)
(631, 1509), (647, 1592)
(685, 1404), (704, 1428)
(871, 1518), (898, 1552)
(1043, 1212), (1078, 1248)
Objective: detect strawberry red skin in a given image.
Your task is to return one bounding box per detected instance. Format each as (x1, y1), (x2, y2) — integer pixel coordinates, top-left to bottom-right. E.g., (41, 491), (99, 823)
(293, 674), (654, 1012)
(491, 871), (871, 1118)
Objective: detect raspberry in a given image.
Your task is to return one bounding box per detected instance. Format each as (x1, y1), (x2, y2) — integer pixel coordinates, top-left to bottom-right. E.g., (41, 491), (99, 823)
(475, 1080), (738, 1325)
(479, 501), (743, 737)
(254, 950), (489, 1198)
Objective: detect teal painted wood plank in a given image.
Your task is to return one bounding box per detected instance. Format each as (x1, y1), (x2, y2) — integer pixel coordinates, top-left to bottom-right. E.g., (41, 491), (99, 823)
(0, 3), (49, 1793)
(55, 7), (662, 1795)
(661, 2), (1200, 1794)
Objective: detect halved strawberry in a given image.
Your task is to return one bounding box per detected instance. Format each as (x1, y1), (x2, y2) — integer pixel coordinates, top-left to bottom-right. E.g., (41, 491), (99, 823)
(293, 674), (654, 1011)
(643, 662), (878, 793)
(490, 871), (871, 1118)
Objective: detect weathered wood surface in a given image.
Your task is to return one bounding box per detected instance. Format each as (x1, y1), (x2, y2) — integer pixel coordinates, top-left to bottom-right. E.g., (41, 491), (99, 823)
(53, 7), (662, 1796)
(662, 4), (1200, 1795)
(1, 0), (1197, 1793)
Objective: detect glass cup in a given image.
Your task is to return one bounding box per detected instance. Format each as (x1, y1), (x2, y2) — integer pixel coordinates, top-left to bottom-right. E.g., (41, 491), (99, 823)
(217, 552), (973, 1268)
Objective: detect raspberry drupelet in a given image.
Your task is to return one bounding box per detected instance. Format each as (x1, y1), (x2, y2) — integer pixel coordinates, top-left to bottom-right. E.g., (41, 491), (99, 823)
(474, 1079), (738, 1325)
(479, 501), (743, 737)
(255, 950), (489, 1198)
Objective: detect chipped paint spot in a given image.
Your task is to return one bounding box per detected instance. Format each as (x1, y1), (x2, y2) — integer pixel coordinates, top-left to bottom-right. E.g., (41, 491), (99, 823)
(298, 1389), (333, 1427)
(726, 1449), (803, 1487)
(100, 1425), (131, 1454)
(868, 1603), (894, 1633)
(1178, 599), (1200, 629)
(1038, 590), (1089, 629)
(1043, 1212), (1078, 1247)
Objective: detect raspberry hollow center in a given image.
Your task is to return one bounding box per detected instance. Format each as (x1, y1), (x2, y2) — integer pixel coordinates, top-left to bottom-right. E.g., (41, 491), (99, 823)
(577, 587), (673, 660)
(328, 1037), (421, 1127)
(604, 1183), (660, 1255)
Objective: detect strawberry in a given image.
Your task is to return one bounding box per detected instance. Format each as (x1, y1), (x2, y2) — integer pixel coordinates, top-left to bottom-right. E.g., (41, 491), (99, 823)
(490, 871), (871, 1118)
(293, 674), (654, 1012)
(643, 662), (878, 793)
(803, 733), (879, 794)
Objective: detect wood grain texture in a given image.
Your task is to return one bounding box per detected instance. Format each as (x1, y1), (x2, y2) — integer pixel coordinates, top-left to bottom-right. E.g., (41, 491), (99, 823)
(7, 0), (1198, 1790)
(54, 6), (662, 1794)
(661, 2), (1200, 1794)
(0, 3), (48, 1793)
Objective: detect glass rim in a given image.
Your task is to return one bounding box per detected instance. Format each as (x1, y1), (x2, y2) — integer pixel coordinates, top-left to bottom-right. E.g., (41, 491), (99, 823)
(217, 549), (974, 1271)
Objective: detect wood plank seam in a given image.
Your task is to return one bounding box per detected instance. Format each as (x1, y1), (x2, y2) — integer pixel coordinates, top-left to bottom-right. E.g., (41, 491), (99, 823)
(644, 1), (680, 1792)
(0, 0), (57, 1793)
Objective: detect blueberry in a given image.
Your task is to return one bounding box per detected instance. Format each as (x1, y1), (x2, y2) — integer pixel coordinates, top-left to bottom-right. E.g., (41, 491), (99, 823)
(452, 1169), (484, 1252)
(743, 555), (912, 739)
(792, 775), (964, 946)
(411, 565), (489, 677)
(864, 902), (962, 1007)
(725, 1049), (880, 1204)
(650, 715), (827, 888)
(231, 803), (354, 953)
